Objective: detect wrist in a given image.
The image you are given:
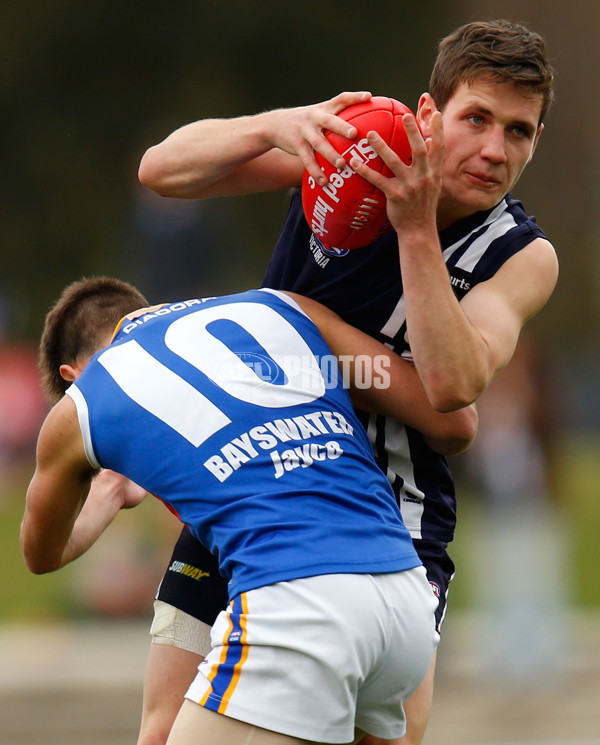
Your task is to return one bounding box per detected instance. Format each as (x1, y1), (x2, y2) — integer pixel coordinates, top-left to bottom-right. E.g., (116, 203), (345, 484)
(396, 225), (440, 253)
(252, 109), (285, 151)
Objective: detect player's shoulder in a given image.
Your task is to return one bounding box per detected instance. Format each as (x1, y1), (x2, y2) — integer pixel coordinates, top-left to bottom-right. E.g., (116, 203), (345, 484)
(477, 195), (553, 279)
(516, 235), (559, 282)
(282, 291), (340, 325)
(503, 195), (547, 236)
(46, 393), (79, 428)
(485, 235), (558, 310)
(37, 394), (86, 463)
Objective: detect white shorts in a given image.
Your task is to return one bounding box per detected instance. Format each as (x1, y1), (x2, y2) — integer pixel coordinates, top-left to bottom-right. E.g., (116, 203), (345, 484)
(185, 567), (439, 743)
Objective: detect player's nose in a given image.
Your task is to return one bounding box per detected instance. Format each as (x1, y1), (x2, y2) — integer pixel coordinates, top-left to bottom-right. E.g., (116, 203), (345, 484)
(480, 126), (507, 163)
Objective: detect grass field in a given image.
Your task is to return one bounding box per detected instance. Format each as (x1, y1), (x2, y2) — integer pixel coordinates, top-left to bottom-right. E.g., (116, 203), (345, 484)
(450, 431), (600, 610)
(0, 461), (177, 621)
(2, 430), (599, 621)
(2, 440), (600, 745)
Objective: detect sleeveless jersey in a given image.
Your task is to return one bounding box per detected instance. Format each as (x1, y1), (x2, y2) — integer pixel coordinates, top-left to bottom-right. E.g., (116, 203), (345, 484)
(262, 190), (548, 542)
(67, 289), (420, 599)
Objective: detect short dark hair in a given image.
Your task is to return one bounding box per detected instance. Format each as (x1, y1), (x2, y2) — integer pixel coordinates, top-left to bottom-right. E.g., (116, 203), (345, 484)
(39, 276), (148, 405)
(430, 19), (555, 123)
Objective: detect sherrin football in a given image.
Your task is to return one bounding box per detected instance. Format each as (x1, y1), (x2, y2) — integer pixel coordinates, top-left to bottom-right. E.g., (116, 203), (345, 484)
(302, 96), (415, 251)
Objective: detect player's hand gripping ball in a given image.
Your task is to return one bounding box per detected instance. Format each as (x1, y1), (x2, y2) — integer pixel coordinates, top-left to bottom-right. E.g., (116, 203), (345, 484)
(302, 96), (415, 251)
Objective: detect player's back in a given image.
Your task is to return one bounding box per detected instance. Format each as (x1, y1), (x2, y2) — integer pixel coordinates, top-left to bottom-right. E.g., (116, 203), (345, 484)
(67, 289), (420, 599)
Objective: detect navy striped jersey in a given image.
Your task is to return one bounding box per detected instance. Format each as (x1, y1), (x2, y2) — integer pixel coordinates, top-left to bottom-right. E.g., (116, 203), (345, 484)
(262, 189), (547, 542)
(67, 289), (420, 599)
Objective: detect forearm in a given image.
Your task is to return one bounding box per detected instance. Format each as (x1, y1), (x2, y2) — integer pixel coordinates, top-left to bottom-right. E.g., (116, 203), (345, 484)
(138, 91), (374, 200)
(422, 404), (478, 455)
(21, 479), (91, 574)
(22, 461), (144, 574)
(138, 112), (300, 199)
(352, 362), (478, 454)
(58, 471), (148, 568)
(398, 228), (491, 411)
(59, 477), (124, 566)
(348, 118), (493, 410)
(291, 291), (479, 450)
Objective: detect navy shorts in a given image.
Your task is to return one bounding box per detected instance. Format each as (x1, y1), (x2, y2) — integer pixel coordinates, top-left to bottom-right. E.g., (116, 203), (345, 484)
(156, 527), (455, 633)
(411, 537), (455, 632)
(155, 526), (228, 627)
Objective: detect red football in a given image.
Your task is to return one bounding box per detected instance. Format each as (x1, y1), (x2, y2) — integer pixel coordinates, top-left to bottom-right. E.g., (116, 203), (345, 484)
(302, 96), (415, 251)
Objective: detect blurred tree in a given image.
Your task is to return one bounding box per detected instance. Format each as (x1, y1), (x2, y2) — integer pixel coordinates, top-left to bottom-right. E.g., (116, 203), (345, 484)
(4, 0), (597, 355)
(457, 0), (600, 349)
(2, 0), (453, 335)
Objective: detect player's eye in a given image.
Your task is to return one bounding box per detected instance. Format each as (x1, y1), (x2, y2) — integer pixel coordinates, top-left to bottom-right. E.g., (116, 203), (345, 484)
(467, 114), (485, 126)
(512, 125), (531, 139)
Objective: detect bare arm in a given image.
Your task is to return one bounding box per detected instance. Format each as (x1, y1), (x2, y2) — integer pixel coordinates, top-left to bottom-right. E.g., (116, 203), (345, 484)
(288, 293), (478, 455)
(350, 113), (558, 411)
(21, 397), (148, 575)
(138, 91), (372, 199)
(21, 396), (97, 573)
(58, 469), (147, 567)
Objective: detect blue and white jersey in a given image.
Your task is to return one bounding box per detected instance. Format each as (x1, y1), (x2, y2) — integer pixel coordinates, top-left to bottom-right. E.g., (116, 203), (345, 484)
(67, 289), (420, 599)
(263, 190), (548, 542)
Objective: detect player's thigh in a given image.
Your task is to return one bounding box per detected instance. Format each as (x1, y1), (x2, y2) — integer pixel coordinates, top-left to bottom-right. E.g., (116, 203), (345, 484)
(150, 599), (214, 657)
(399, 652), (436, 745)
(358, 652), (436, 745)
(138, 643), (204, 745)
(166, 700), (326, 745)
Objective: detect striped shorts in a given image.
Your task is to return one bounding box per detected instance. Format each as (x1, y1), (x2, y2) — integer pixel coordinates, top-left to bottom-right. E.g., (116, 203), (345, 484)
(185, 568), (438, 743)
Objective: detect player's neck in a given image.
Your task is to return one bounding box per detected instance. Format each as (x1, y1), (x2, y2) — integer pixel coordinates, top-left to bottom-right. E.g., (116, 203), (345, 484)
(436, 196), (506, 231)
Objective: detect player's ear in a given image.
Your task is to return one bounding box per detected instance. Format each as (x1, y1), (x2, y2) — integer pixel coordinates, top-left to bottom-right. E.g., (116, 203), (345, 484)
(59, 363), (81, 383)
(416, 93), (437, 137)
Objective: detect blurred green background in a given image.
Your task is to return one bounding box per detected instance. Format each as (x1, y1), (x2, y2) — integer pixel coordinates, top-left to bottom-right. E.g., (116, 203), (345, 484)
(2, 0), (599, 624)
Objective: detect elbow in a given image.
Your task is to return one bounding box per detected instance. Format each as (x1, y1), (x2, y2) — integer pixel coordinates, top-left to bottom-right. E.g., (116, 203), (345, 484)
(427, 404), (479, 456)
(423, 367), (487, 414)
(429, 388), (479, 414)
(138, 146), (179, 196)
(138, 147), (163, 192)
(138, 148), (200, 199)
(450, 405), (479, 453)
(25, 561), (52, 576)
(21, 549), (57, 575)
(20, 525), (60, 575)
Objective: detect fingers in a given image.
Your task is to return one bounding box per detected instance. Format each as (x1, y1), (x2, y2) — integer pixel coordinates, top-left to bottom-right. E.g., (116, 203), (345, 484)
(427, 110), (445, 169)
(347, 128), (410, 190)
(122, 480), (148, 508)
(329, 90), (372, 116)
(302, 123), (347, 175)
(323, 91), (372, 144)
(301, 92), (372, 184)
(296, 141), (329, 186)
(348, 139), (383, 186)
(402, 114), (428, 163)
(92, 469), (147, 509)
(350, 112), (442, 187)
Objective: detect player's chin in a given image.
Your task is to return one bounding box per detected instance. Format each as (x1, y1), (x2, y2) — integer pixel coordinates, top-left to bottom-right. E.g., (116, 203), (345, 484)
(463, 184), (506, 212)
